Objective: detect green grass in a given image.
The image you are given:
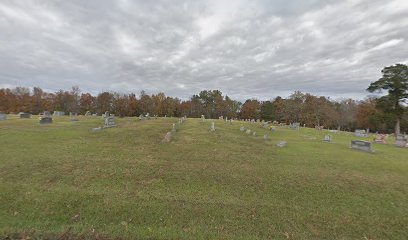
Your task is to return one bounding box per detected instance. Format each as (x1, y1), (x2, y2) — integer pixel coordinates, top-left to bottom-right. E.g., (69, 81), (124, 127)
(0, 116), (407, 239)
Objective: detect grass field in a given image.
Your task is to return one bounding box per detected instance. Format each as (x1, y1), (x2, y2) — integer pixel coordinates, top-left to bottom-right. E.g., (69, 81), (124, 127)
(0, 116), (407, 239)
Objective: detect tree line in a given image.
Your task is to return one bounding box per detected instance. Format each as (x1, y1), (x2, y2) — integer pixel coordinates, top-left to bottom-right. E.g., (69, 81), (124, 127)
(1, 64), (407, 134)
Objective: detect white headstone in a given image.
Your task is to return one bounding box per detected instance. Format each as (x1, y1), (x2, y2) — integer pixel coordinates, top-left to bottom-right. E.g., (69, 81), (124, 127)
(277, 141), (287, 147)
(210, 122), (215, 131)
(323, 135), (332, 142)
(162, 132), (172, 143)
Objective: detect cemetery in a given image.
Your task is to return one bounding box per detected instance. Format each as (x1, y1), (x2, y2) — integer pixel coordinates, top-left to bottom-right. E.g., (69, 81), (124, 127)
(1, 0), (408, 237)
(0, 115), (407, 239)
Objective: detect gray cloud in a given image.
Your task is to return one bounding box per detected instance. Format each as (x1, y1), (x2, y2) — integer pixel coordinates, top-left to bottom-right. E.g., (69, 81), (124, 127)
(0, 0), (407, 100)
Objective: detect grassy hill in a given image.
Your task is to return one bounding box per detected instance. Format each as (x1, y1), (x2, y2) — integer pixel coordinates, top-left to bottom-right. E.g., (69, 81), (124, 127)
(0, 116), (407, 239)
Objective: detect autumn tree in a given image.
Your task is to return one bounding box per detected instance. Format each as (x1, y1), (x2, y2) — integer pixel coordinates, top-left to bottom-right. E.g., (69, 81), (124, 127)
(31, 87), (44, 114)
(240, 99), (261, 119)
(95, 92), (114, 113)
(79, 93), (95, 113)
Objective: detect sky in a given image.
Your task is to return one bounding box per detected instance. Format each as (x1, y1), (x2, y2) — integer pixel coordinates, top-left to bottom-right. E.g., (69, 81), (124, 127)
(0, 0), (407, 101)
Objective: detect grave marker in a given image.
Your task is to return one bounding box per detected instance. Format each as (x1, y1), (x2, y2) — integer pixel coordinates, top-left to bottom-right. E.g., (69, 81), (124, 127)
(373, 134), (386, 144)
(210, 122), (215, 131)
(0, 112), (6, 120)
(351, 140), (373, 152)
(104, 116), (116, 128)
(19, 113), (31, 118)
(53, 111), (65, 116)
(289, 123), (300, 130)
(92, 127), (102, 132)
(69, 112), (79, 121)
(323, 135), (332, 143)
(277, 141), (287, 147)
(162, 132), (172, 143)
(354, 129), (368, 137)
(395, 134), (407, 148)
(40, 111), (52, 124)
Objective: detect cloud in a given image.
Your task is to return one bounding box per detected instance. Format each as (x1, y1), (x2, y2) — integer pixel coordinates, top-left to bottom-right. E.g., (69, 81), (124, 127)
(0, 0), (407, 100)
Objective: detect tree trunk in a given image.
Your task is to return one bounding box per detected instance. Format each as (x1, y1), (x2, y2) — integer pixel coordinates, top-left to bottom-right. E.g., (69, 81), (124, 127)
(395, 118), (401, 136)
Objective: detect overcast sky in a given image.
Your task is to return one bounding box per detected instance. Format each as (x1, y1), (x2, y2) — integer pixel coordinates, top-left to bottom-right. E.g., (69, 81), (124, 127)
(0, 0), (407, 100)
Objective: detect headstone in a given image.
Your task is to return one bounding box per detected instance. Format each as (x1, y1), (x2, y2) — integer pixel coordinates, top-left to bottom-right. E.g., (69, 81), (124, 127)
(354, 129), (368, 137)
(85, 111), (91, 116)
(315, 125), (323, 131)
(240, 126), (245, 131)
(53, 111), (65, 116)
(172, 123), (176, 132)
(139, 114), (144, 120)
(201, 115), (205, 122)
(92, 127), (102, 132)
(0, 112), (7, 120)
(219, 116), (223, 120)
(146, 113), (150, 120)
(263, 134), (268, 140)
(39, 116), (53, 124)
(252, 131), (256, 136)
(162, 132), (172, 143)
(276, 141), (287, 147)
(104, 111), (109, 118)
(270, 126), (276, 132)
(40, 111), (52, 124)
(373, 134), (386, 144)
(328, 129), (338, 133)
(245, 129), (251, 135)
(104, 116), (116, 128)
(289, 123), (300, 130)
(351, 140), (373, 152)
(210, 122), (215, 131)
(69, 112), (79, 121)
(323, 135), (332, 143)
(19, 112), (31, 118)
(43, 111), (51, 117)
(395, 134), (407, 148)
